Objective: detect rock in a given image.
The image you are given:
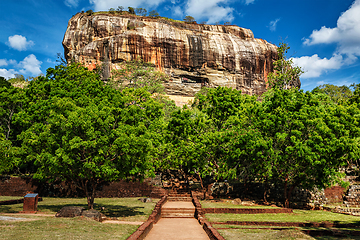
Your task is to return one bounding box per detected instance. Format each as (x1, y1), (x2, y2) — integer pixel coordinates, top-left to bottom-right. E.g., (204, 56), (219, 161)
(138, 197), (152, 203)
(55, 206), (85, 218)
(63, 13), (301, 97)
(81, 209), (107, 222)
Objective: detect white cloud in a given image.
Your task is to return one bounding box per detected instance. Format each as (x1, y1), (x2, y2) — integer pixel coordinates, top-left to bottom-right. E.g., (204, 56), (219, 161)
(185, 0), (234, 24)
(18, 54), (42, 76)
(173, 6), (183, 17)
(65, 0), (79, 8)
(269, 18), (280, 32)
(89, 0), (165, 11)
(303, 0), (360, 58)
(0, 59), (8, 67)
(292, 54), (344, 78)
(6, 35), (34, 51)
(244, 0), (255, 5)
(0, 69), (17, 79)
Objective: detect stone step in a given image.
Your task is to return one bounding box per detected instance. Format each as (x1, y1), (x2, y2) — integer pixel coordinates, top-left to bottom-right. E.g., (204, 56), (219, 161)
(161, 209), (195, 218)
(168, 197), (192, 202)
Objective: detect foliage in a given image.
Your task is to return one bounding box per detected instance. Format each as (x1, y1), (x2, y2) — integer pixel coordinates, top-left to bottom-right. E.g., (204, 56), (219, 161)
(312, 84), (353, 104)
(18, 64), (164, 209)
(117, 6), (124, 13)
(135, 8), (147, 16)
(183, 15), (196, 24)
(250, 89), (359, 207)
(0, 76), (11, 89)
(86, 9), (93, 16)
(128, 7), (135, 15)
(0, 85), (24, 175)
(148, 10), (159, 17)
(267, 42), (303, 90)
(110, 58), (167, 94)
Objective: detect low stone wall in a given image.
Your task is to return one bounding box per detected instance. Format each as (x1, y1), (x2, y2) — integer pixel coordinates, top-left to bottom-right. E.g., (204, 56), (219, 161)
(192, 192), (225, 240)
(0, 177), (36, 196)
(0, 177), (167, 198)
(203, 208), (293, 214)
(127, 195), (168, 240)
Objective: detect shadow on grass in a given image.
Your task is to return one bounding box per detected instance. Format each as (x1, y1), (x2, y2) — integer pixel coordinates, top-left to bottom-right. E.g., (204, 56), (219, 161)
(37, 203), (146, 218)
(0, 204), (22, 213)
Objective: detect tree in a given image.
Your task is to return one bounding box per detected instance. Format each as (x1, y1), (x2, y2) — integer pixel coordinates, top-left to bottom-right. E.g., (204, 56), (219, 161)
(110, 58), (167, 94)
(268, 42), (302, 90)
(117, 6), (124, 13)
(109, 8), (115, 14)
(135, 8), (147, 16)
(19, 64), (164, 209)
(252, 89), (358, 207)
(183, 16), (196, 24)
(86, 9), (93, 16)
(128, 7), (135, 15)
(148, 10), (159, 17)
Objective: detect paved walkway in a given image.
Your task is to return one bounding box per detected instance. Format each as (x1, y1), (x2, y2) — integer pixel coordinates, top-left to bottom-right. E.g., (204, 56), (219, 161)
(144, 218), (209, 240)
(144, 200), (210, 240)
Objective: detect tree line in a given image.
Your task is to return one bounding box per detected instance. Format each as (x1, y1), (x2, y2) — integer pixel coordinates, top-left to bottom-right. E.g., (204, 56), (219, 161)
(1, 45), (360, 209)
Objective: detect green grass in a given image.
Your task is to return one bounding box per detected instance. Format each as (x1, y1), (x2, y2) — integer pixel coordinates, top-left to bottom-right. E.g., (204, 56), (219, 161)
(200, 200), (279, 209)
(0, 197), (159, 239)
(206, 210), (360, 224)
(0, 196), (23, 201)
(0, 216), (138, 240)
(0, 197), (158, 222)
(217, 228), (314, 240)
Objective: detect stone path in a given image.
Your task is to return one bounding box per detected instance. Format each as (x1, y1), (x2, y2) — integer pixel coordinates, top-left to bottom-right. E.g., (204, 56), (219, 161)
(144, 194), (210, 240)
(144, 218), (209, 240)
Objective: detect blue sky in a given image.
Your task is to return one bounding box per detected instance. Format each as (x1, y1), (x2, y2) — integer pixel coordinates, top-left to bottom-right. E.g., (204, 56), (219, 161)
(1, 0), (360, 91)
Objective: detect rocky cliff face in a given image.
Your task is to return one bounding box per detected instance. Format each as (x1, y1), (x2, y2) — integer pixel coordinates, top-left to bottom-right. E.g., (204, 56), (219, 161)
(63, 13), (300, 96)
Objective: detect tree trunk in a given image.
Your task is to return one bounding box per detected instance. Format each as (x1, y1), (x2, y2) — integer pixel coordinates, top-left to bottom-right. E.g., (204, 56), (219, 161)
(284, 181), (296, 208)
(263, 178), (269, 204)
(84, 180), (98, 210)
(284, 181), (289, 208)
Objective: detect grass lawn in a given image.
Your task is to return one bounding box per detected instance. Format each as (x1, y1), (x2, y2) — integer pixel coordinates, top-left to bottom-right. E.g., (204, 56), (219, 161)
(0, 197), (158, 239)
(204, 200), (360, 240)
(0, 216), (138, 240)
(206, 210), (360, 224)
(0, 196), (23, 201)
(200, 200), (279, 209)
(217, 228), (315, 240)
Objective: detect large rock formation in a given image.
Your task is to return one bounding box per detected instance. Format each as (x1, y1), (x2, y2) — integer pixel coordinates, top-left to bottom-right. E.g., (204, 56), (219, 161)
(63, 13), (300, 96)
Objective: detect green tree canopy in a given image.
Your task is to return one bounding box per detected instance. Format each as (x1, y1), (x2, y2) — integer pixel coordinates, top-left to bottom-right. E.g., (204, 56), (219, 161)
(312, 84), (353, 104)
(19, 64), (164, 209)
